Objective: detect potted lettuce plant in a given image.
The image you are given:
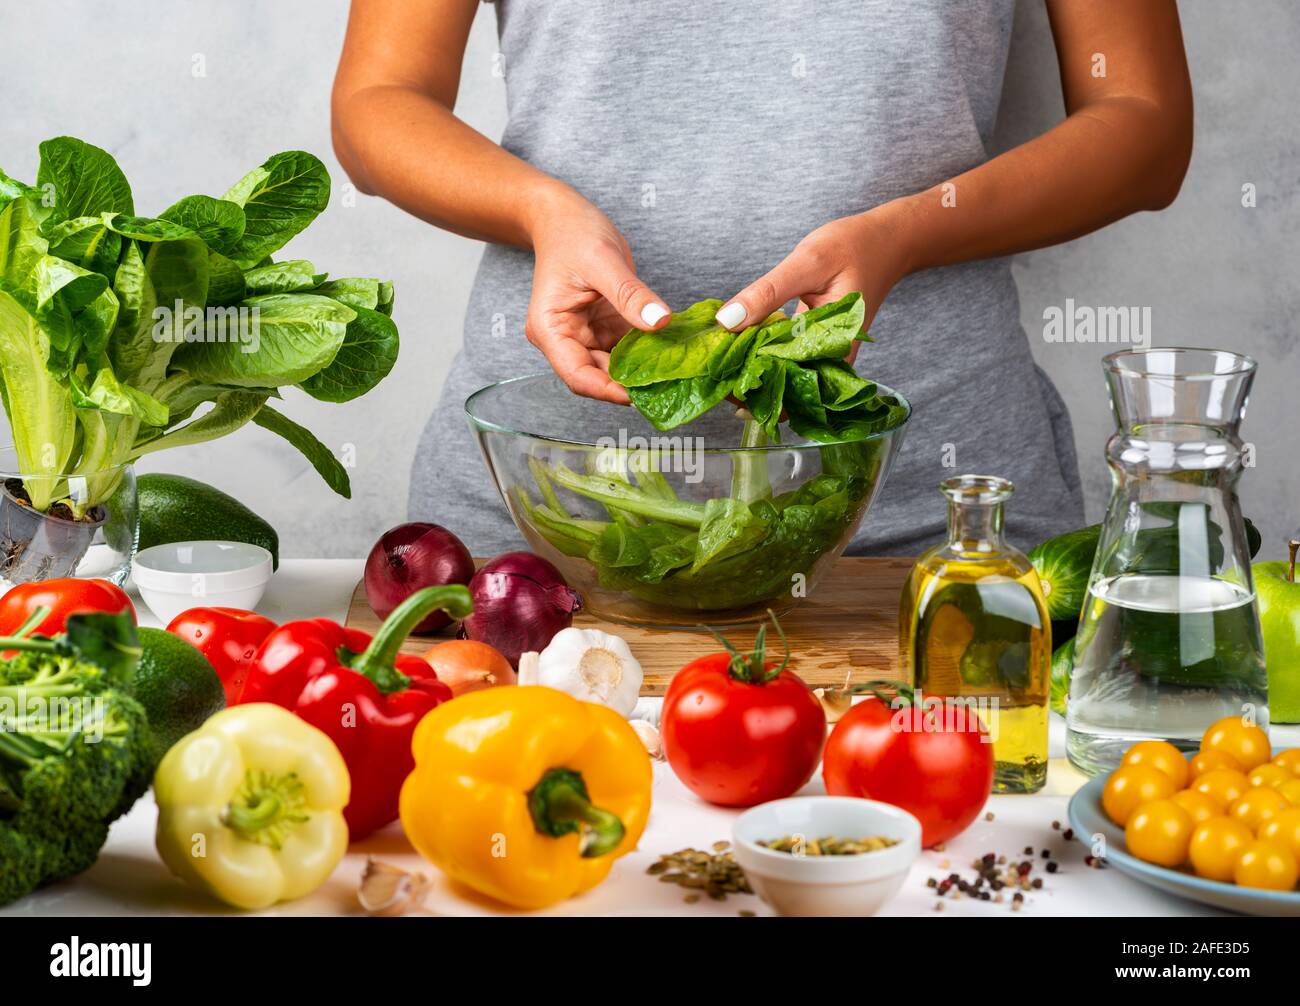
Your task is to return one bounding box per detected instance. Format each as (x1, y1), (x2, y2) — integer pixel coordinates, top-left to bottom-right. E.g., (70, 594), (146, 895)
(0, 136), (397, 583)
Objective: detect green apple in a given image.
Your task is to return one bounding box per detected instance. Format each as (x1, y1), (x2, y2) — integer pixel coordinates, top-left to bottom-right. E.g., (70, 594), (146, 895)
(1255, 558), (1300, 723)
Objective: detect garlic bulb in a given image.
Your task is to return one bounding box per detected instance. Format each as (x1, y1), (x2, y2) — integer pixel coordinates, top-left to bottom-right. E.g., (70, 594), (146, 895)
(516, 627), (643, 716)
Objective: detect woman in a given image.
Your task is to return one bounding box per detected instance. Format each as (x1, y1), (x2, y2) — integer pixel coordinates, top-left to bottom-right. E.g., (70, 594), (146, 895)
(332, 0), (1191, 555)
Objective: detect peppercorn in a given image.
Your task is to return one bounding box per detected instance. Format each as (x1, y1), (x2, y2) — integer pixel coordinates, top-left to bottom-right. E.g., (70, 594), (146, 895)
(1046, 861), (1059, 874)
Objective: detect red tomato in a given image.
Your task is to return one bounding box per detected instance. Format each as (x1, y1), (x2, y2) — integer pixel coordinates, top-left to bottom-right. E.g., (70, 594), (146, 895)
(0, 578), (135, 638)
(166, 607), (277, 706)
(662, 650), (826, 808)
(823, 695), (994, 847)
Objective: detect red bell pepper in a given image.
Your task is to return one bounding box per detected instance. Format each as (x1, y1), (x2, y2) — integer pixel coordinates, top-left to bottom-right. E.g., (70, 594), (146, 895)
(0, 578), (135, 638)
(165, 607), (277, 706)
(239, 585), (472, 839)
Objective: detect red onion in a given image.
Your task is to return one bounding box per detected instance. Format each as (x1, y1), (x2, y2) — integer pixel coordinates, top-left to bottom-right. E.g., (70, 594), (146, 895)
(461, 551), (582, 666)
(364, 523), (475, 633)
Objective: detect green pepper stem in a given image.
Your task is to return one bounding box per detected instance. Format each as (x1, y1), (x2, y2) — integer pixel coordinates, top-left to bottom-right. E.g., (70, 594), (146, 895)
(349, 585), (474, 694)
(527, 767), (625, 858)
(0, 636), (58, 654)
(225, 792), (281, 833)
(221, 769), (309, 851)
(11, 605), (51, 640)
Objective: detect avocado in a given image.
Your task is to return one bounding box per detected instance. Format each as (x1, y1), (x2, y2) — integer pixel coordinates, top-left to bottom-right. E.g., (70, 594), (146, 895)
(132, 627), (226, 767)
(137, 473), (279, 569)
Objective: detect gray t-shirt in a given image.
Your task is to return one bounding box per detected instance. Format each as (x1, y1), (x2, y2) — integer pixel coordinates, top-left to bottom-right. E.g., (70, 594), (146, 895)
(410, 0), (1084, 555)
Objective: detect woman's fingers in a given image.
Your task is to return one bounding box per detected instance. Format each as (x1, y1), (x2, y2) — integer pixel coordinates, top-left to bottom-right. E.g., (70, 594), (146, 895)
(588, 252), (672, 331)
(527, 315), (631, 404)
(715, 244), (827, 331)
(712, 235), (842, 331)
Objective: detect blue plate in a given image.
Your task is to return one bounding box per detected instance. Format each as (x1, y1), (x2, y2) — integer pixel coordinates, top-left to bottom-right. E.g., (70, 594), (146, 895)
(1068, 774), (1300, 917)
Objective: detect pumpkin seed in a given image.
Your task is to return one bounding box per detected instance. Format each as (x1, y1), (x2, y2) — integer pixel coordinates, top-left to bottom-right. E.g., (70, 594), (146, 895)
(646, 845), (754, 901)
(757, 834), (899, 856)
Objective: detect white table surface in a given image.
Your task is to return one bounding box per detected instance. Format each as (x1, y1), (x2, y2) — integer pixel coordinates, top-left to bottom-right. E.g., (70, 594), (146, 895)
(5, 558), (1296, 918)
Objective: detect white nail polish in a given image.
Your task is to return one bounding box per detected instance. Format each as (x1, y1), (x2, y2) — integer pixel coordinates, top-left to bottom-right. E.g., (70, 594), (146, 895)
(716, 302), (747, 329)
(640, 302), (669, 327)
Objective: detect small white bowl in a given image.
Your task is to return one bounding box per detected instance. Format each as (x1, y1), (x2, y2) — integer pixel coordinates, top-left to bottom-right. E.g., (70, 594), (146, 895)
(131, 540), (273, 624)
(733, 796), (921, 917)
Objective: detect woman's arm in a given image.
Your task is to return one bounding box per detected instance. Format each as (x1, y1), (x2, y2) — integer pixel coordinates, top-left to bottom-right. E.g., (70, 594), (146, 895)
(716, 0), (1193, 332)
(332, 0), (669, 401)
(332, 0), (550, 246)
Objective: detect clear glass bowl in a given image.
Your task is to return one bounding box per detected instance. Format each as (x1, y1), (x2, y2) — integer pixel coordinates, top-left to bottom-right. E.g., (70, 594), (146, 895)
(0, 446), (138, 588)
(465, 374), (910, 627)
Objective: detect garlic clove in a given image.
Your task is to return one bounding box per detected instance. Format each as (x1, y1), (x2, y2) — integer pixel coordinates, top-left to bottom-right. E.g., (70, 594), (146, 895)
(814, 670), (855, 723)
(358, 857), (434, 916)
(629, 696), (661, 727)
(516, 651), (541, 687)
(814, 686), (853, 723)
(629, 718), (663, 759)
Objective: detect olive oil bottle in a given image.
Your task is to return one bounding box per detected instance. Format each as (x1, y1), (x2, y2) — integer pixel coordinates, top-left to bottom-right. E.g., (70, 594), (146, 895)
(899, 476), (1051, 793)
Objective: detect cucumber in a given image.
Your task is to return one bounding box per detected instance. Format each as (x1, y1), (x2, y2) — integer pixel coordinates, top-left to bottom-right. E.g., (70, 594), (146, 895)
(1029, 525), (1100, 623)
(1029, 516), (1263, 629)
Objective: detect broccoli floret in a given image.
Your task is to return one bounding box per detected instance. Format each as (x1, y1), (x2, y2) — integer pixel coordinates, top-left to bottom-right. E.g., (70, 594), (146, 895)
(0, 648), (152, 906)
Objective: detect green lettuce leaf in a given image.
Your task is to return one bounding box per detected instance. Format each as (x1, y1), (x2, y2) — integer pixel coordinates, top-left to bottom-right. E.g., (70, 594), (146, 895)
(0, 284), (77, 505)
(170, 293), (353, 388)
(252, 403), (351, 498)
(36, 136), (134, 225)
(298, 305), (398, 403)
(222, 151), (330, 268)
(41, 215), (121, 277)
(131, 389), (268, 458)
(608, 299), (727, 387)
(313, 277), (393, 315)
(0, 196), (48, 288)
(755, 293), (865, 362)
(70, 367), (168, 426)
(243, 259), (326, 296)
(159, 194), (246, 253)
(205, 249), (246, 306)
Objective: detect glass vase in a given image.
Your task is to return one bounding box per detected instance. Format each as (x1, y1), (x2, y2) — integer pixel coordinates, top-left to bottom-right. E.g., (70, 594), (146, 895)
(0, 446), (138, 588)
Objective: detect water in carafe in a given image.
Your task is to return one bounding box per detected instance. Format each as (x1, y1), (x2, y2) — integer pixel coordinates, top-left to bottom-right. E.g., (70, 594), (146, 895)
(1066, 349), (1268, 775)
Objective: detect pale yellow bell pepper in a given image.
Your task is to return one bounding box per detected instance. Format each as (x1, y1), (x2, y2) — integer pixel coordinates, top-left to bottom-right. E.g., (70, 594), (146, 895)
(153, 703), (350, 910)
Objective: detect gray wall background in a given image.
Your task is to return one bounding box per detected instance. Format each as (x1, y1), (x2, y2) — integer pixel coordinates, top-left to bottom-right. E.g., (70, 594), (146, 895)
(2, 1), (1296, 559)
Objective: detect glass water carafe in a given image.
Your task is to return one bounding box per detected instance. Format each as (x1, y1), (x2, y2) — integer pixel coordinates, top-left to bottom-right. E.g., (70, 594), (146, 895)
(1066, 349), (1268, 775)
(900, 475), (1051, 793)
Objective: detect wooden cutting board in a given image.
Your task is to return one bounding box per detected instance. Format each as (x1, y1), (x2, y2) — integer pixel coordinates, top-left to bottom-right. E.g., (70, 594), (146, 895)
(344, 556), (910, 696)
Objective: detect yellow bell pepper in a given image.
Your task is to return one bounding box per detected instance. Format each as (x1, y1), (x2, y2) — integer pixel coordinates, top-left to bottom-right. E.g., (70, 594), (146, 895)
(399, 685), (652, 909)
(153, 703), (350, 910)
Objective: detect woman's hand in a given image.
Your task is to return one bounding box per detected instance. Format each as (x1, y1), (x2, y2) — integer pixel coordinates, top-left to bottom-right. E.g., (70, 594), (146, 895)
(715, 205), (914, 355)
(523, 186), (671, 404)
